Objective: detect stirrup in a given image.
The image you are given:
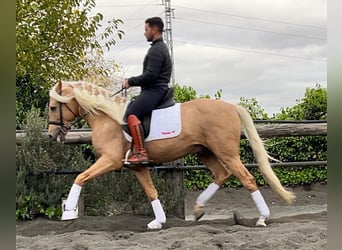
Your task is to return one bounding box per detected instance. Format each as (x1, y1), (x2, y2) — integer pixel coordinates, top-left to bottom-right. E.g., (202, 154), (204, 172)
(122, 149), (132, 165)
(122, 149), (153, 167)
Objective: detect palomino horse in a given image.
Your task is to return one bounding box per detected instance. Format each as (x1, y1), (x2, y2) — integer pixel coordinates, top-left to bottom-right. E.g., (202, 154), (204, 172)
(48, 80), (295, 229)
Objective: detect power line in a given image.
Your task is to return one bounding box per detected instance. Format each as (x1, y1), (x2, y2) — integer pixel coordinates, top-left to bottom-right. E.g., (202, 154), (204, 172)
(97, 2), (326, 63)
(96, 4), (159, 8)
(120, 0), (157, 20)
(176, 17), (326, 41)
(174, 40), (326, 62)
(109, 39), (326, 62)
(174, 5), (326, 30)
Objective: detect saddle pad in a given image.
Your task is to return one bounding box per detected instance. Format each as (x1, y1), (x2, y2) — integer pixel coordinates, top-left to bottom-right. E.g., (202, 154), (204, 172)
(124, 103), (181, 142)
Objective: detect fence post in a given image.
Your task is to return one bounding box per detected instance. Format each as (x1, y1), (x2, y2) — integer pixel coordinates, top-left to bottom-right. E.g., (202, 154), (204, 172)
(164, 159), (185, 219)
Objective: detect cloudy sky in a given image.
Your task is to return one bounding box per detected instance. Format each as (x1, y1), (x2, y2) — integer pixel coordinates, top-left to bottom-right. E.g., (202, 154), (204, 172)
(90, 0), (326, 116)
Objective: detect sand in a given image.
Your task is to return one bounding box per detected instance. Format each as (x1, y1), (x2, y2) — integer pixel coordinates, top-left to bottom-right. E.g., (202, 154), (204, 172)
(16, 183), (327, 250)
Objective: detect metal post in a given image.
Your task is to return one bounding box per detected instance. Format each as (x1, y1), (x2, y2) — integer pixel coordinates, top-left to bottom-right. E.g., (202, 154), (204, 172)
(163, 0), (175, 86)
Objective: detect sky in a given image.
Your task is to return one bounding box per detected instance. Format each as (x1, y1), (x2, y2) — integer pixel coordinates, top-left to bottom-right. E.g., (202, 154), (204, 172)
(90, 0), (326, 116)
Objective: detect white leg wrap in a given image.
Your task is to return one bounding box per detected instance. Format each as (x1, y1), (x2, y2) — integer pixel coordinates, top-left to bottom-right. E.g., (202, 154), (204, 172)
(147, 199), (166, 229)
(62, 184), (82, 221)
(64, 184), (82, 210)
(196, 183), (220, 207)
(251, 190), (270, 227)
(151, 199), (166, 223)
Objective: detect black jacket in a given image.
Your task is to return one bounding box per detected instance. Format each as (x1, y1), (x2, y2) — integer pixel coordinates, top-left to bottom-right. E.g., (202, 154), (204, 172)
(128, 37), (172, 90)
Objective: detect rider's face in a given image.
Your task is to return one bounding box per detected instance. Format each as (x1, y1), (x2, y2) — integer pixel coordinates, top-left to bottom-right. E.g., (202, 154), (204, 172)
(144, 23), (155, 42)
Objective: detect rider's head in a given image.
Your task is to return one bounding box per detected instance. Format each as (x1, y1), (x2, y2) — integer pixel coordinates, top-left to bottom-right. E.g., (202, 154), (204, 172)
(144, 17), (164, 42)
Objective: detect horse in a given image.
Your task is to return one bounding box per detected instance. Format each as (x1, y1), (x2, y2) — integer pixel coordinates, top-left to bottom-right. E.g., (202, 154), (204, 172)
(47, 80), (295, 229)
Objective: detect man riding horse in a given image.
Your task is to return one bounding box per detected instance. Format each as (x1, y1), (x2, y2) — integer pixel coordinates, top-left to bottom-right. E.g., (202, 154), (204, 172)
(123, 17), (172, 165)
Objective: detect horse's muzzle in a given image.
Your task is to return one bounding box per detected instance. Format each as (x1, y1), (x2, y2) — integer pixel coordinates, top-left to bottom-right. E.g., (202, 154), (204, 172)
(48, 127), (66, 142)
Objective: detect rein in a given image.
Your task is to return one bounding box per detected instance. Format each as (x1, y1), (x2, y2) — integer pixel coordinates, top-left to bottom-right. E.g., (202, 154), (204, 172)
(111, 87), (126, 97)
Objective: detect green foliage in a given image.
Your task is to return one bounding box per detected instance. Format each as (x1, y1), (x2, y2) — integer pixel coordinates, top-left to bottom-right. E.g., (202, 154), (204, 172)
(174, 84), (198, 102)
(83, 169), (182, 217)
(266, 136), (327, 162)
(214, 89), (222, 100)
(16, 0), (124, 127)
(16, 107), (91, 220)
(239, 97), (269, 120)
(183, 154), (200, 166)
(271, 166), (327, 185)
(16, 0), (123, 81)
(239, 139), (256, 163)
(185, 170), (213, 189)
(276, 84), (327, 120)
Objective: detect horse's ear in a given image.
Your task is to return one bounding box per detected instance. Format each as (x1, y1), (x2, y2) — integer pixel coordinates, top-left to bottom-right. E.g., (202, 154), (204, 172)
(56, 80), (62, 92)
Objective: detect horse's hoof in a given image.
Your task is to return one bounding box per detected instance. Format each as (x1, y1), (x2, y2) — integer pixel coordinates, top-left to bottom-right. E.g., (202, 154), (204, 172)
(147, 219), (163, 229)
(256, 217), (267, 227)
(193, 203), (205, 221)
(233, 210), (244, 225)
(61, 210), (78, 220)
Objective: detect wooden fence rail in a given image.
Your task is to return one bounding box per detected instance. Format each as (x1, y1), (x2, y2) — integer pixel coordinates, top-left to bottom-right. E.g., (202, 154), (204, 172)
(16, 121), (327, 145)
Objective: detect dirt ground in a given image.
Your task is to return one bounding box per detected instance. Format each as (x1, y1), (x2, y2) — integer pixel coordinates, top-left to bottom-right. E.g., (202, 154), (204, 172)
(16, 183), (327, 250)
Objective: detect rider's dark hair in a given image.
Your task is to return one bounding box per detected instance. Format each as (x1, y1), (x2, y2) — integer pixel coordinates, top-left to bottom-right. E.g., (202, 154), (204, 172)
(145, 17), (164, 33)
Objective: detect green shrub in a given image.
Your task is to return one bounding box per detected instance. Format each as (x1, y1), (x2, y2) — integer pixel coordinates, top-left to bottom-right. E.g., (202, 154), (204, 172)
(83, 168), (183, 217)
(16, 107), (91, 220)
(182, 135), (327, 190)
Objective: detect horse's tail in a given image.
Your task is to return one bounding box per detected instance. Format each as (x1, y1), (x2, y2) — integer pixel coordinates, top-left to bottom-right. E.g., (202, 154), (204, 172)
(235, 105), (296, 204)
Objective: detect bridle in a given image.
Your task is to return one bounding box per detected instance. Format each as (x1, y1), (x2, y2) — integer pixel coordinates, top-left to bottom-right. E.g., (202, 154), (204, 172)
(48, 89), (88, 133)
(48, 85), (123, 134)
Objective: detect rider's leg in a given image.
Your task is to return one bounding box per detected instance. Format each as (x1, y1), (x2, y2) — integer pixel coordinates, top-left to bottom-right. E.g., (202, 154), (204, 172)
(124, 89), (167, 165)
(126, 114), (150, 164)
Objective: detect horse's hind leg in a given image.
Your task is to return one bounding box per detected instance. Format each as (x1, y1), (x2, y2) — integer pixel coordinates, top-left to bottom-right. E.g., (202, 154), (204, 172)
(193, 150), (232, 220)
(131, 166), (166, 229)
(222, 156), (270, 226)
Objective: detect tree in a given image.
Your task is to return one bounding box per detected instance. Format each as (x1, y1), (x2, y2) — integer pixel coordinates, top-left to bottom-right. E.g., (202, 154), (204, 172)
(238, 97), (269, 120)
(276, 84), (327, 120)
(173, 84), (198, 102)
(16, 0), (124, 127)
(266, 84), (327, 184)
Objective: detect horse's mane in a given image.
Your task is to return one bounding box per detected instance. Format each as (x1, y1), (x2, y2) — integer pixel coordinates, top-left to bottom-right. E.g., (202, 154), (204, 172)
(49, 81), (127, 124)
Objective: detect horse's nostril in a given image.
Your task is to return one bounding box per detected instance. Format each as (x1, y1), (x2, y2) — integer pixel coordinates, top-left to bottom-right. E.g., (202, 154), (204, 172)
(48, 134), (55, 140)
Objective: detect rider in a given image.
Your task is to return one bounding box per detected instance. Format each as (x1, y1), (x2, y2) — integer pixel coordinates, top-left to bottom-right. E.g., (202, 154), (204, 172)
(123, 17), (172, 165)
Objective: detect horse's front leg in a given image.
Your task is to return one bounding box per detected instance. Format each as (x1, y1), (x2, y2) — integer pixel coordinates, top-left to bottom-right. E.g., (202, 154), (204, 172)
(62, 154), (121, 220)
(132, 166), (166, 229)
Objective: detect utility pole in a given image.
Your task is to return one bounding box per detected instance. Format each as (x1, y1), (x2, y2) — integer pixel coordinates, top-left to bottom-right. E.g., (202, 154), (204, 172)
(162, 0), (175, 86)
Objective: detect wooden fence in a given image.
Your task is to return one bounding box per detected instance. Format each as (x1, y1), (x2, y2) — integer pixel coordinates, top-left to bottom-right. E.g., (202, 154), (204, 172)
(16, 121), (327, 218)
(16, 120), (327, 145)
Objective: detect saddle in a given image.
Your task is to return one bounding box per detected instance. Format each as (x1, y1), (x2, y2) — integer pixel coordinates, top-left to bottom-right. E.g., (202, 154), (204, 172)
(122, 87), (176, 138)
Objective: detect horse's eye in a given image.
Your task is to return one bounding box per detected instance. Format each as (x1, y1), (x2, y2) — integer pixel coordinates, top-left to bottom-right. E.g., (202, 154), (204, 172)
(50, 106), (57, 111)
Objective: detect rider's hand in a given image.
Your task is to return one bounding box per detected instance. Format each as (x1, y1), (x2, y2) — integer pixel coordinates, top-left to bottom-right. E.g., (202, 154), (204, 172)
(123, 79), (130, 89)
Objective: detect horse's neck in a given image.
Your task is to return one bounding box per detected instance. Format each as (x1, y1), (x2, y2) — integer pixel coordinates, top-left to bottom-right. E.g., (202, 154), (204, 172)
(84, 112), (121, 132)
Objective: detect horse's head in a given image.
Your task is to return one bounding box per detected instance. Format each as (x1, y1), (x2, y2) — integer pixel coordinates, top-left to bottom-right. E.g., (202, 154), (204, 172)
(48, 80), (127, 141)
(48, 81), (80, 142)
